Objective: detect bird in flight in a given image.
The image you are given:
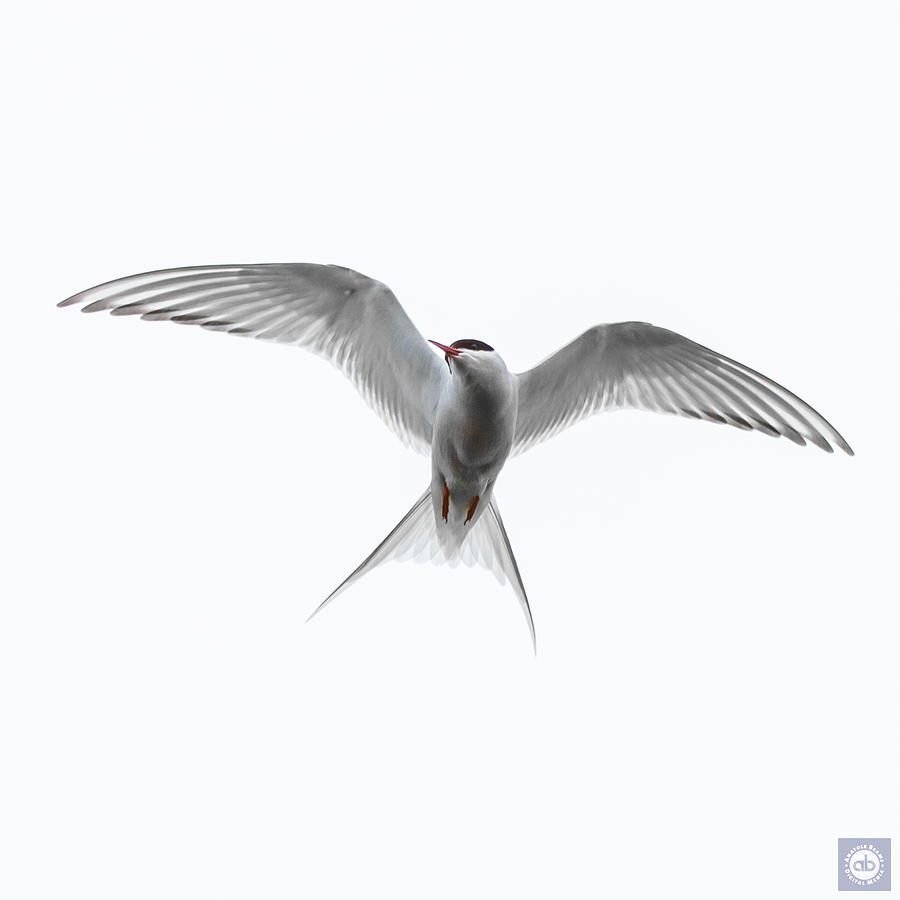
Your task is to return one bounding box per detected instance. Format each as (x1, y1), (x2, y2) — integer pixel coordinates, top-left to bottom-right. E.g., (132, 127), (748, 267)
(60, 263), (852, 650)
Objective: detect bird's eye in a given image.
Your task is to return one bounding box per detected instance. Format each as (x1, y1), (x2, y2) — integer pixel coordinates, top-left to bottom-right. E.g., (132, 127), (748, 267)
(450, 339), (494, 352)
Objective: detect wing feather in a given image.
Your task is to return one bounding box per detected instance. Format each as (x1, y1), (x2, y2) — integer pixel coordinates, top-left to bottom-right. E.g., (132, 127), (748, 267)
(513, 322), (852, 456)
(60, 264), (446, 453)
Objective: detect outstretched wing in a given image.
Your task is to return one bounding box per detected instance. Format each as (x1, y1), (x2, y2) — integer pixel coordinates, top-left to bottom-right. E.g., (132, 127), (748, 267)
(59, 264), (446, 453)
(512, 322), (853, 456)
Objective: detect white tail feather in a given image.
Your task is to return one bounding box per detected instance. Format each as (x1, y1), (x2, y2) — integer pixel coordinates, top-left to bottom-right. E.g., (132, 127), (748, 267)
(307, 488), (536, 651)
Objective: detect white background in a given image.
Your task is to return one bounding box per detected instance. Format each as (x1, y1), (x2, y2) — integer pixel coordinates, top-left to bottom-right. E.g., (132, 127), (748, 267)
(2, 1), (897, 897)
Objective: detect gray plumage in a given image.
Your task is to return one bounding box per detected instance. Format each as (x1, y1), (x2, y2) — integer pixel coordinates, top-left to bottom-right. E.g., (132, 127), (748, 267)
(60, 263), (853, 650)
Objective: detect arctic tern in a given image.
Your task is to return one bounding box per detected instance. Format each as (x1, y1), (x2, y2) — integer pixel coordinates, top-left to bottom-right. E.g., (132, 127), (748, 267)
(60, 263), (853, 650)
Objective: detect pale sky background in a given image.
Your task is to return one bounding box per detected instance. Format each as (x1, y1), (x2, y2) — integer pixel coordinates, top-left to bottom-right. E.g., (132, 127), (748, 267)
(2, 1), (898, 898)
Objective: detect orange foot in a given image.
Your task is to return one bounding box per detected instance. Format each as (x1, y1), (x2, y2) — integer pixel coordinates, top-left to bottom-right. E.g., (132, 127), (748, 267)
(465, 495), (480, 524)
(441, 480), (450, 522)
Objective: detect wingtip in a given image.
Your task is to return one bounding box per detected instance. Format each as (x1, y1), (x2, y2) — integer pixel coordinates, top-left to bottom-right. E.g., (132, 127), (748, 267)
(837, 436), (855, 457)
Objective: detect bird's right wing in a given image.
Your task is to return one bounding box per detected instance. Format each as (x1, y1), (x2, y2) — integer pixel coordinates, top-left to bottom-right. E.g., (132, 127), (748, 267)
(513, 322), (853, 456)
(59, 264), (446, 454)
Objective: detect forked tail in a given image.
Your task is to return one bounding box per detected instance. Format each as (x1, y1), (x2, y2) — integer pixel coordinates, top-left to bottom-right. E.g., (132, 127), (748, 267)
(307, 488), (536, 651)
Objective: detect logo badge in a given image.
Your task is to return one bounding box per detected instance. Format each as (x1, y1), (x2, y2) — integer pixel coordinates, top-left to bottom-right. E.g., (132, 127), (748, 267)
(839, 838), (891, 891)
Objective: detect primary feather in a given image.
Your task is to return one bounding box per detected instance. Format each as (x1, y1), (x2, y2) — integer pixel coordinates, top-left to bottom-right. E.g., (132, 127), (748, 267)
(513, 322), (853, 456)
(59, 264), (446, 454)
(60, 264), (853, 649)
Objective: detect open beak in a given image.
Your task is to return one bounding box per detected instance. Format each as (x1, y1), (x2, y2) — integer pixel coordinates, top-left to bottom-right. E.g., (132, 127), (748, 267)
(429, 340), (461, 357)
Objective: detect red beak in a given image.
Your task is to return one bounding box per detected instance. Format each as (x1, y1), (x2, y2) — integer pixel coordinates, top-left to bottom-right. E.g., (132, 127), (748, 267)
(429, 339), (462, 357)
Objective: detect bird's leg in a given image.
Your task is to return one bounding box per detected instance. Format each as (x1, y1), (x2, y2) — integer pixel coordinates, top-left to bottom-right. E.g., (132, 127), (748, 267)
(441, 480), (450, 523)
(465, 495), (480, 524)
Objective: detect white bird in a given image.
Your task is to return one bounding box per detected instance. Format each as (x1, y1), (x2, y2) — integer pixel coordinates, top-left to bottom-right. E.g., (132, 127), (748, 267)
(60, 263), (853, 650)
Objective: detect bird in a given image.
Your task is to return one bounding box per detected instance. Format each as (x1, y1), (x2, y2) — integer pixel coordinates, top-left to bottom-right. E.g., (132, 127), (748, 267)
(59, 263), (853, 651)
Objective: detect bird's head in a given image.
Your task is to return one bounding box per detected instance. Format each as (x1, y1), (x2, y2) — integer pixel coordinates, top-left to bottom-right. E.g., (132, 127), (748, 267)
(429, 338), (501, 376)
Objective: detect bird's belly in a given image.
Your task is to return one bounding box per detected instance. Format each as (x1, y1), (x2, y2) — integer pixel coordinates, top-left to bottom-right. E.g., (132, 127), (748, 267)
(437, 399), (513, 473)
(431, 408), (514, 541)
(452, 422), (507, 469)
(430, 372), (517, 547)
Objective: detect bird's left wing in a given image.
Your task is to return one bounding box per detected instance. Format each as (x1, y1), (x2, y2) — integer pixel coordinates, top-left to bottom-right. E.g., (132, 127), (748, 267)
(60, 264), (446, 453)
(513, 322), (853, 456)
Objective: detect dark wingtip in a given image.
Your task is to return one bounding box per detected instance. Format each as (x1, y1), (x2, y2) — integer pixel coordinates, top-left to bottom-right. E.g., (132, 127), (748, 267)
(833, 432), (855, 456)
